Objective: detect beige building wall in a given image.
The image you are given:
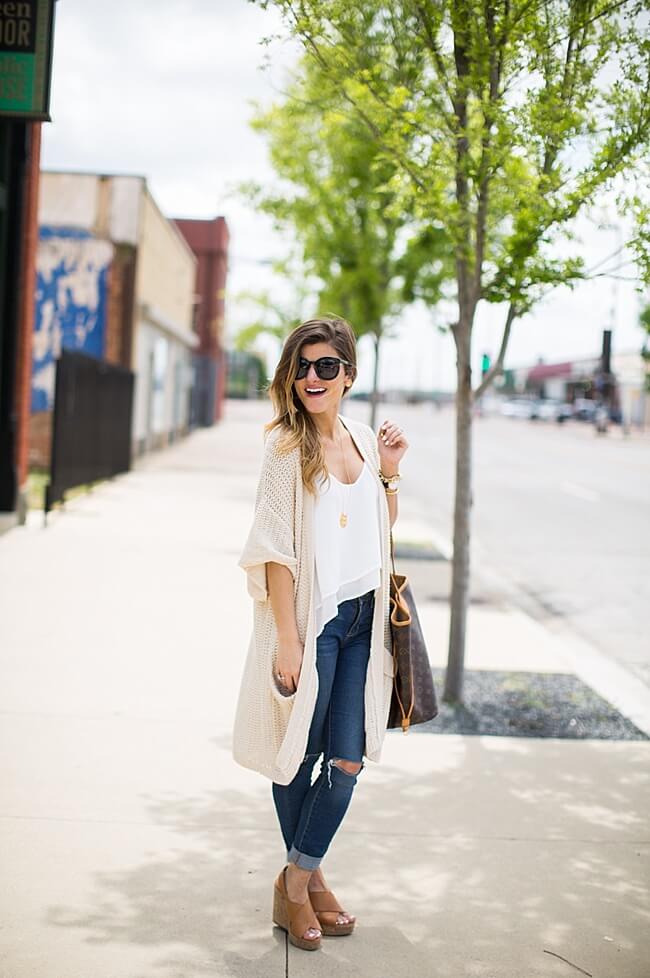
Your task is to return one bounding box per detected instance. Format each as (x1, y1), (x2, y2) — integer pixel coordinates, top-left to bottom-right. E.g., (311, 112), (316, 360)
(132, 186), (198, 454)
(612, 351), (649, 429)
(135, 187), (196, 340)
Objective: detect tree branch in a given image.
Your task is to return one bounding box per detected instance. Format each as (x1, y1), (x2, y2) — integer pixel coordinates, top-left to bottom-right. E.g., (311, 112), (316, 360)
(474, 0), (504, 300)
(473, 301), (518, 398)
(413, 3), (457, 131)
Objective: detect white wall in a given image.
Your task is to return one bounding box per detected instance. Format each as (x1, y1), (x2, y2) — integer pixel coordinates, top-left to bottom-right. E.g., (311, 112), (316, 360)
(39, 173), (99, 228)
(132, 322), (193, 451)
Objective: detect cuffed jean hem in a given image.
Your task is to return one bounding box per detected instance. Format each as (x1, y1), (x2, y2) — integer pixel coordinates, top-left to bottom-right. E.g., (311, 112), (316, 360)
(287, 845), (322, 870)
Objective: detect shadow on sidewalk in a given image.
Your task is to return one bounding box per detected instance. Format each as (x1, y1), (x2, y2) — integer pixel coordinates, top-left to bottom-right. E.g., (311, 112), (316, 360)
(42, 732), (649, 978)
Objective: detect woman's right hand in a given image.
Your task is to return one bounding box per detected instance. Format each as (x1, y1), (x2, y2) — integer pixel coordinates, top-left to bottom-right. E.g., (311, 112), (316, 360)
(275, 636), (304, 695)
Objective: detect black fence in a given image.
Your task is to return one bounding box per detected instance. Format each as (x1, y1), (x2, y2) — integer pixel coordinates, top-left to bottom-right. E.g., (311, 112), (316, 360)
(45, 350), (135, 515)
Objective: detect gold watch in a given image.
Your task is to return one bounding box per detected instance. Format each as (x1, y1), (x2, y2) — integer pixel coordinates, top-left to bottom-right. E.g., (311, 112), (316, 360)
(379, 469), (401, 492)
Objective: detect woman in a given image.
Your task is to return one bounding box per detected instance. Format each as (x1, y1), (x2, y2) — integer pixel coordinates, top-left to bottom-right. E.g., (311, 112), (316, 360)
(233, 316), (408, 951)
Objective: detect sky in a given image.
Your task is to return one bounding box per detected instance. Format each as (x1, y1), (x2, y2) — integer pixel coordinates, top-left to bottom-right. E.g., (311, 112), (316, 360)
(41, 0), (649, 392)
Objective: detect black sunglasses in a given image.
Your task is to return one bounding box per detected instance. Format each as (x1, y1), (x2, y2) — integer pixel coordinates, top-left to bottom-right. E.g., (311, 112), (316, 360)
(296, 356), (353, 381)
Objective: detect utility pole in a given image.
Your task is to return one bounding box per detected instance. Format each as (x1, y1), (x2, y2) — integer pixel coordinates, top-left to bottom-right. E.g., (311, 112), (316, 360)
(595, 329), (613, 434)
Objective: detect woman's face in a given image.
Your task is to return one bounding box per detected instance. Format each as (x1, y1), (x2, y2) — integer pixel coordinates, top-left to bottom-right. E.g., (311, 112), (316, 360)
(293, 341), (352, 416)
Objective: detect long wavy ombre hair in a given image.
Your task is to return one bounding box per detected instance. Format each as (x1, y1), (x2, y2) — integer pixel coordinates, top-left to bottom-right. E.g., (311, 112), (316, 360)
(264, 317), (358, 496)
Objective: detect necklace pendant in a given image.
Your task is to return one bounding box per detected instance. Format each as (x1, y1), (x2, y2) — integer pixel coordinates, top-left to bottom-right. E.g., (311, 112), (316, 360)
(339, 512), (348, 528)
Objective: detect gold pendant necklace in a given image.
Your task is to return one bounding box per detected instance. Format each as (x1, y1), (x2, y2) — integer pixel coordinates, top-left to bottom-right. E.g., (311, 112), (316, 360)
(338, 420), (351, 528)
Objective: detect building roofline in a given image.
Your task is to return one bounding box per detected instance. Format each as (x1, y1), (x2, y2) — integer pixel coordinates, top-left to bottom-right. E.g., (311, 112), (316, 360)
(41, 168), (148, 182)
(140, 183), (197, 266)
(41, 170), (196, 265)
(509, 350), (645, 372)
(172, 214), (228, 224)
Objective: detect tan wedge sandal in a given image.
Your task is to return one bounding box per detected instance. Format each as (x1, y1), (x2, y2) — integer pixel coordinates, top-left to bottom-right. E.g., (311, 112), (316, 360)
(309, 888), (356, 936)
(272, 866), (322, 951)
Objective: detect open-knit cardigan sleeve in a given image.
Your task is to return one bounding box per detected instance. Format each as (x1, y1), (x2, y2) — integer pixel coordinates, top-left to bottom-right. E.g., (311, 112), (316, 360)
(237, 428), (298, 602)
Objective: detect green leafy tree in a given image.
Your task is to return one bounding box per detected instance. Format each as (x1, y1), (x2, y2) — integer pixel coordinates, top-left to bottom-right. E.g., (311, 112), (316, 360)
(242, 57), (449, 427)
(231, 286), (309, 354)
(256, 0), (650, 701)
(640, 303), (650, 393)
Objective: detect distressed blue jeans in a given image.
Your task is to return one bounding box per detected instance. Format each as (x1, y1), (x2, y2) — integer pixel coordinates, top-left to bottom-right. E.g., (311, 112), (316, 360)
(271, 588), (375, 870)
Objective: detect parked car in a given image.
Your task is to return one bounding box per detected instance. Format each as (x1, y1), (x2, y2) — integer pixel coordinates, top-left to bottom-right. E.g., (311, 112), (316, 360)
(554, 401), (574, 422)
(530, 398), (557, 420)
(572, 397), (598, 421)
(501, 396), (572, 422)
(530, 398), (573, 422)
(500, 397), (536, 419)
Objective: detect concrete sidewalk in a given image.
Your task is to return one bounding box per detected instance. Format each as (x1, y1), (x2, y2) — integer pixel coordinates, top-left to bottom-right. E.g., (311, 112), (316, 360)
(1, 400), (648, 978)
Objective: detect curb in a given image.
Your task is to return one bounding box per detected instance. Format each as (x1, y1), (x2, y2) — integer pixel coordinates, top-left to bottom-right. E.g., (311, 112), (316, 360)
(394, 519), (650, 739)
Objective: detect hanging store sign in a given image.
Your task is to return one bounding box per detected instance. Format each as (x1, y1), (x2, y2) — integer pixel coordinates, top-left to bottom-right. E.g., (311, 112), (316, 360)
(0, 0), (55, 120)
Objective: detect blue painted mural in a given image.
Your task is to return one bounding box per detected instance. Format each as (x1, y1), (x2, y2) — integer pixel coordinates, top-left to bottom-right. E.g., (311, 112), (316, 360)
(31, 227), (113, 412)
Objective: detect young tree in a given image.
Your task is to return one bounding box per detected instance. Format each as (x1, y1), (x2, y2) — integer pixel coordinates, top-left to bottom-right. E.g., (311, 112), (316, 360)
(256, 0), (650, 701)
(231, 286), (310, 354)
(242, 57), (449, 427)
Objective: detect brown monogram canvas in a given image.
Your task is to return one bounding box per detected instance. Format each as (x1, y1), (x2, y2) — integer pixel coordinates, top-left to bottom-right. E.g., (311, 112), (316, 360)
(387, 563), (439, 731)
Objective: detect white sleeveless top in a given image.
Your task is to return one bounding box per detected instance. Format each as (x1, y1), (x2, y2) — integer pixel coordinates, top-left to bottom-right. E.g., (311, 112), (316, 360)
(312, 460), (382, 638)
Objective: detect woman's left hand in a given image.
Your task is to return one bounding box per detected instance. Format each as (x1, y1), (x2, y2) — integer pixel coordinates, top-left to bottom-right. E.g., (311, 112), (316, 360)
(377, 419), (409, 471)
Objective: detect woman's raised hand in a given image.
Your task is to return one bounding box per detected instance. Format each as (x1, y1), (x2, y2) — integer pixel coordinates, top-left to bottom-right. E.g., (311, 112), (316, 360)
(377, 419), (408, 469)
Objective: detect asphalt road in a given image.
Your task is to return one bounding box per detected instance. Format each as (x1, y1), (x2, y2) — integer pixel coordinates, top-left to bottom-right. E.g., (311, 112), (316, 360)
(342, 399), (650, 689)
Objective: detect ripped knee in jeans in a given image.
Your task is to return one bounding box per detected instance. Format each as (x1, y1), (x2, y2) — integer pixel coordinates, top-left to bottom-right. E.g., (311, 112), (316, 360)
(326, 757), (364, 788)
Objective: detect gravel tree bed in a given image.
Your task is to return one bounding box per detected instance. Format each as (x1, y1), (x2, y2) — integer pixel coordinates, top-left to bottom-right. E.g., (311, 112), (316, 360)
(398, 668), (649, 740)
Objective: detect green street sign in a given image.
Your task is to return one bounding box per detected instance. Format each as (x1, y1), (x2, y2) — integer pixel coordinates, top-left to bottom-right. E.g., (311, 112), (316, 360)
(0, 0), (55, 120)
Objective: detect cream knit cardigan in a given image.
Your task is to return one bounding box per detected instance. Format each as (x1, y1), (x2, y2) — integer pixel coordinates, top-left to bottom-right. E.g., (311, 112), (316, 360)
(233, 413), (395, 785)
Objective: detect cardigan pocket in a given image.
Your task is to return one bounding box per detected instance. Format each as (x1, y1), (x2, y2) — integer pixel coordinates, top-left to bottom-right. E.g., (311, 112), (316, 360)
(270, 669), (298, 704)
(269, 674), (298, 714)
(269, 634), (298, 707)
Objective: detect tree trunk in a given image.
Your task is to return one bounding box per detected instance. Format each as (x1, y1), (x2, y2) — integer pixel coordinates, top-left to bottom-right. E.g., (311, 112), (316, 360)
(368, 330), (381, 431)
(443, 316), (473, 703)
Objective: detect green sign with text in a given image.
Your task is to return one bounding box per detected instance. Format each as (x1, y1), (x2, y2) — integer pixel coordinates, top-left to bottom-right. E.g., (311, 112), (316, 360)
(0, 0), (54, 120)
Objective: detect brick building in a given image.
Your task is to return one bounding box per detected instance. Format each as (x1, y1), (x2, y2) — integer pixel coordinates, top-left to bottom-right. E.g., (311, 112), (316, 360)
(173, 216), (229, 425)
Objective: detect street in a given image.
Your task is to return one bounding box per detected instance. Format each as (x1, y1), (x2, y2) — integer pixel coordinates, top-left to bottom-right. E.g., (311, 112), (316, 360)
(335, 399), (650, 690)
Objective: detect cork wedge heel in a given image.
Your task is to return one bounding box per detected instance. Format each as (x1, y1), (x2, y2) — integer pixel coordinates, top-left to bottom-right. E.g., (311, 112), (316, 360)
(272, 867), (322, 951)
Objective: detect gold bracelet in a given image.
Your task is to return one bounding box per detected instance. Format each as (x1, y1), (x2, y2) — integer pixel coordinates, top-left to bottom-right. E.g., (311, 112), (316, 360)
(379, 468), (401, 483)
(385, 486), (399, 495)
